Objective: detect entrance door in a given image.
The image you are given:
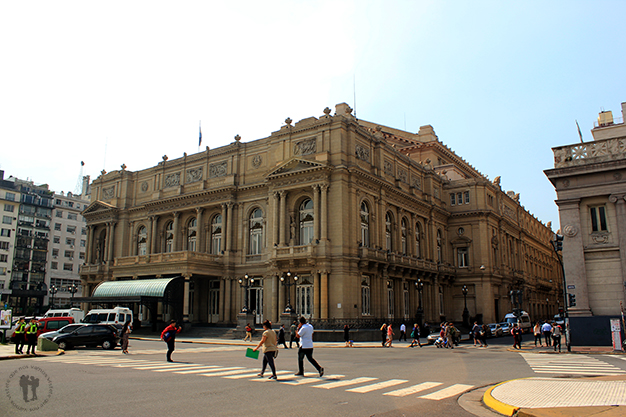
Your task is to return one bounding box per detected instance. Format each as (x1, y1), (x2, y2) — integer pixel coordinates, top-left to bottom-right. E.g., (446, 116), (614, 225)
(296, 284), (314, 318)
(208, 280), (220, 323)
(249, 287), (263, 324)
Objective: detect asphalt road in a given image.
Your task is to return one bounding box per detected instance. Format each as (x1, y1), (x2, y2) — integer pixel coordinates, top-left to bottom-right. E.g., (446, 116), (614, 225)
(2, 336), (625, 417)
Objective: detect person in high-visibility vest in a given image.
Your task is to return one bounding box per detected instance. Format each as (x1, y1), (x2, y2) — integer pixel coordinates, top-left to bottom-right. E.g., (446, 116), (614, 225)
(25, 318), (39, 355)
(13, 317), (26, 354)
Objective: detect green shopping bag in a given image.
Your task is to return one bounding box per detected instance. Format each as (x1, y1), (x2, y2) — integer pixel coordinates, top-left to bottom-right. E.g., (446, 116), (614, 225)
(245, 348), (259, 359)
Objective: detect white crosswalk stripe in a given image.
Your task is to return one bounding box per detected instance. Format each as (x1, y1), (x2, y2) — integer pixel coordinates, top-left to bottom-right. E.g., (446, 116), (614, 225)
(40, 354), (473, 400)
(520, 353), (626, 375)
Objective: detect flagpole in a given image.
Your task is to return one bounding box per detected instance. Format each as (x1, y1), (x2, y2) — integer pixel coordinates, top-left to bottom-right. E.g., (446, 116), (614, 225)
(199, 120), (202, 152)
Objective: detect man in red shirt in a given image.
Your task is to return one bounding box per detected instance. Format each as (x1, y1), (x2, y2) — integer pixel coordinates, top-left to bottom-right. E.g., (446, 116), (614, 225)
(161, 320), (181, 362)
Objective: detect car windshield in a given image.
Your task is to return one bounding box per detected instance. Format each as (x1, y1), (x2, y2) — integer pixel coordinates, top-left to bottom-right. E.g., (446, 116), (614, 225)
(60, 324), (83, 334)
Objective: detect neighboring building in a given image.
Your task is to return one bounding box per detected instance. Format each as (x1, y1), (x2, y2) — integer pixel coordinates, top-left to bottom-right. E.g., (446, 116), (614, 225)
(47, 189), (90, 308)
(0, 171), (20, 298)
(545, 101), (626, 345)
(0, 171), (53, 315)
(80, 103), (561, 329)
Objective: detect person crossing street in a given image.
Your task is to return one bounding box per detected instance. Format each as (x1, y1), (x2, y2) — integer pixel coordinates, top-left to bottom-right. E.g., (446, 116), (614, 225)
(294, 317), (324, 377)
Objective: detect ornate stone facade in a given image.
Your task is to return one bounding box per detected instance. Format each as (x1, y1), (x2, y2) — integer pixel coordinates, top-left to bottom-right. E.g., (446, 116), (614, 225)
(80, 103), (561, 328)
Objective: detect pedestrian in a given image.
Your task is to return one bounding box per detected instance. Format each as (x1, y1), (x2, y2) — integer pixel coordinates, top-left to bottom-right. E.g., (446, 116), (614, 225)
(533, 322), (542, 347)
(244, 323), (253, 342)
(399, 323), (406, 342)
(380, 323), (387, 347)
(551, 322), (562, 352)
(445, 322), (455, 349)
(541, 321), (552, 347)
(408, 323), (422, 347)
(25, 318), (38, 355)
(423, 322), (431, 338)
(13, 317), (26, 354)
(385, 323), (394, 347)
(343, 324), (352, 347)
(160, 320), (181, 362)
(253, 320), (278, 380)
(512, 323), (523, 349)
(277, 324), (288, 349)
(480, 323), (489, 347)
(290, 320), (300, 348)
(294, 317), (324, 377)
(472, 321), (483, 347)
(121, 320), (132, 354)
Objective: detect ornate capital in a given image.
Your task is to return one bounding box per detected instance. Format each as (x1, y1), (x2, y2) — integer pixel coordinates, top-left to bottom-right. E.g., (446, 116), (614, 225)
(609, 194), (626, 204)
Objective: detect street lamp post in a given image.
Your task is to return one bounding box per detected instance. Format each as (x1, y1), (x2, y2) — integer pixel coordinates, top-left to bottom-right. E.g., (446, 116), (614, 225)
(279, 271), (298, 313)
(238, 274), (254, 313)
(415, 279), (424, 326)
(462, 285), (469, 327)
(68, 284), (78, 307)
(49, 285), (58, 309)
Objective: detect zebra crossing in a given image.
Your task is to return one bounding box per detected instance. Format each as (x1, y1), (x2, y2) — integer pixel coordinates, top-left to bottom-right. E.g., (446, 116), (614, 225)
(520, 352), (626, 376)
(40, 354), (473, 400)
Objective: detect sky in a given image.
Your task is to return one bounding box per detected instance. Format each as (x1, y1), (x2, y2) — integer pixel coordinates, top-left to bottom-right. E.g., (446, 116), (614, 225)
(1, 0), (625, 229)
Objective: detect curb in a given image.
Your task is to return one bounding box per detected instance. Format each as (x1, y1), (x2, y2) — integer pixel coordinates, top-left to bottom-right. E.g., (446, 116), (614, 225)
(482, 380), (520, 417)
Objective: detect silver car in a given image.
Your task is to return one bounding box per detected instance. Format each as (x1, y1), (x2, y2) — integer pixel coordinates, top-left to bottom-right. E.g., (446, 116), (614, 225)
(487, 323), (503, 337)
(39, 323), (85, 340)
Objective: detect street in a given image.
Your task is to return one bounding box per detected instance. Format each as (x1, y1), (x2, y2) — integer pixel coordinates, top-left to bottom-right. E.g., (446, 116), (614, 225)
(2, 336), (626, 417)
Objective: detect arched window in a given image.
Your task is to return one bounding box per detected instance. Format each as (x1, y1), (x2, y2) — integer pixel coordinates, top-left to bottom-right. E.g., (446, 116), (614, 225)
(385, 212), (393, 251)
(299, 199), (314, 245)
(137, 226), (147, 256)
(211, 215), (222, 254)
(249, 208), (264, 255)
(401, 218), (408, 255)
(415, 222), (421, 258)
(165, 221), (174, 253)
(187, 218), (197, 252)
(436, 229), (442, 262)
(360, 202), (370, 247)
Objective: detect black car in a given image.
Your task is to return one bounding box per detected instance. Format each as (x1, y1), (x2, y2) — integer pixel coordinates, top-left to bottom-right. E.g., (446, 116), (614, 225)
(52, 324), (120, 350)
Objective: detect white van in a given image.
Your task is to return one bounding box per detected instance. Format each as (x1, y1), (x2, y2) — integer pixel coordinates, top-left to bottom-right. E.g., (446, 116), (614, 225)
(43, 308), (85, 323)
(83, 307), (133, 326)
(503, 311), (532, 334)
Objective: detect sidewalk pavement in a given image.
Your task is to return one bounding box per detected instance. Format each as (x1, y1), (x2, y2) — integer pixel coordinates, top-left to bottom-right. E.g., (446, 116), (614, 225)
(2, 338), (625, 417)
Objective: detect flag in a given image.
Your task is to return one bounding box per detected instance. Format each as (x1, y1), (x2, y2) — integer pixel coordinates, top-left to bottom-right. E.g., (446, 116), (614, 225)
(576, 120), (583, 143)
(199, 123), (202, 147)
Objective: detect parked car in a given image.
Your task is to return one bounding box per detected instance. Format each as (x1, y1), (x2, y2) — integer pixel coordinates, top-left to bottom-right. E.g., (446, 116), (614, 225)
(35, 317), (75, 338)
(39, 323), (85, 341)
(553, 314), (565, 327)
(52, 324), (120, 350)
(426, 325), (461, 345)
(499, 322), (511, 335)
(487, 323), (503, 337)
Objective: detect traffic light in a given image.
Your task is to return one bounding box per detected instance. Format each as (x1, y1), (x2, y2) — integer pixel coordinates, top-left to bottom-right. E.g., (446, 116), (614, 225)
(554, 234), (564, 252)
(568, 293), (576, 307)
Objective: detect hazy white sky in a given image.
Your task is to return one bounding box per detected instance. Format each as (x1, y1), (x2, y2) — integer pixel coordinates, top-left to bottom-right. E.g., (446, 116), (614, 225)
(1, 1), (625, 229)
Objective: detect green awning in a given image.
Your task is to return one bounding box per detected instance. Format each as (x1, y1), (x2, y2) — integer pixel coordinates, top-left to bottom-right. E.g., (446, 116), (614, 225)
(92, 277), (180, 298)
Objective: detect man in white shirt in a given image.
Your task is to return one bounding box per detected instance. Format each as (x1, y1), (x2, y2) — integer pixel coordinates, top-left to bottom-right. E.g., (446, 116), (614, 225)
(541, 321), (552, 347)
(399, 323), (406, 342)
(294, 317), (324, 377)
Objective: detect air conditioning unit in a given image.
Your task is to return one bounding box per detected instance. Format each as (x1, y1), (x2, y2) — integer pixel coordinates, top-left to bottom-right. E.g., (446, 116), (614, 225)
(70, 245), (74, 249)
(53, 255), (57, 259)
(70, 257), (73, 260)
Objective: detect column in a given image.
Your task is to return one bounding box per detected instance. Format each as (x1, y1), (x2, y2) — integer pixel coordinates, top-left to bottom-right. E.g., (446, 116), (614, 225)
(610, 194), (626, 296)
(278, 273), (285, 317)
(224, 277), (232, 322)
(129, 221), (136, 256)
(312, 184), (320, 241)
(172, 211), (180, 251)
(279, 191), (287, 246)
(321, 184), (328, 241)
(271, 273), (278, 322)
(183, 274), (191, 323)
(272, 192), (279, 246)
(320, 270), (329, 319)
(226, 202), (234, 251)
(221, 203), (227, 253)
(86, 225), (94, 264)
(314, 271), (321, 319)
(149, 216), (158, 254)
(107, 221), (116, 262)
(196, 208), (204, 252)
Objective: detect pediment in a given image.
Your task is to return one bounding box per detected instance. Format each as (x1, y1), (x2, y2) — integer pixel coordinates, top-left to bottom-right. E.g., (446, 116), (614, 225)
(82, 200), (118, 215)
(267, 158), (327, 178)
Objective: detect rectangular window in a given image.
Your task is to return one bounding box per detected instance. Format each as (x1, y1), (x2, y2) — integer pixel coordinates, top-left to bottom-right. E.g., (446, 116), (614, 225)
(0, 241), (9, 250)
(52, 248), (59, 256)
(81, 227), (87, 235)
(66, 226), (76, 234)
(0, 229), (10, 237)
(450, 193), (456, 206)
(361, 276), (371, 316)
(66, 238), (75, 246)
(457, 192), (463, 205)
(5, 192), (15, 201)
(2, 216), (12, 224)
(56, 210), (63, 218)
(79, 252), (85, 260)
(54, 223), (61, 231)
(51, 262), (57, 269)
(0, 254), (7, 262)
(67, 213), (77, 220)
(458, 247), (469, 267)
(53, 236), (60, 244)
(64, 250), (74, 258)
(80, 239), (86, 247)
(464, 191), (470, 204)
(0, 268), (6, 276)
(4, 204), (14, 212)
(63, 263), (73, 271)
(590, 206), (608, 232)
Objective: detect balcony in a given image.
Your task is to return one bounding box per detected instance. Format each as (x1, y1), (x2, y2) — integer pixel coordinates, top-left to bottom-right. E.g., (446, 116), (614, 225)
(357, 246), (441, 274)
(552, 136), (626, 169)
(114, 251), (223, 267)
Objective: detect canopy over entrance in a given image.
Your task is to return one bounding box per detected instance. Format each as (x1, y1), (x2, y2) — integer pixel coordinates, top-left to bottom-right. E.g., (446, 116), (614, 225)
(73, 277), (184, 304)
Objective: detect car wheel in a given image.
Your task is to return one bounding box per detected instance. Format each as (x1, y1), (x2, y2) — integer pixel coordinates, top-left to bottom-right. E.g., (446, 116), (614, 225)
(102, 339), (115, 350)
(57, 341), (70, 350)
